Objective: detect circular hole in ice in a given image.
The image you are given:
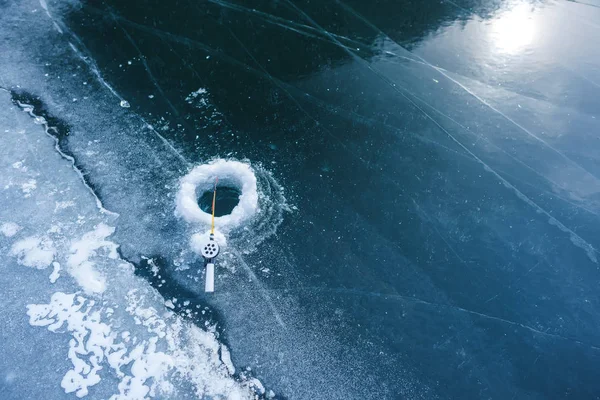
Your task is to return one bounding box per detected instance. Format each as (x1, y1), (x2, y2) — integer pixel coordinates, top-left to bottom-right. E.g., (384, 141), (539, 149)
(197, 186), (241, 217)
(176, 160), (260, 232)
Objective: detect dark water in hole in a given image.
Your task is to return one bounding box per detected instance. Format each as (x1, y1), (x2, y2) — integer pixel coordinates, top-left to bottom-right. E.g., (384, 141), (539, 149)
(26, 0), (600, 399)
(198, 186), (241, 217)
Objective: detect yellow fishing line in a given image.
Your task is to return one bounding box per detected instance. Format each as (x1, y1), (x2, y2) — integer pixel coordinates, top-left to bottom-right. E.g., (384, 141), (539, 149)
(211, 177), (218, 235)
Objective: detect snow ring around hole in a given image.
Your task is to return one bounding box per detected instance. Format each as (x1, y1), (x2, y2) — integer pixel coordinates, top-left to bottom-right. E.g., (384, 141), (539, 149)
(176, 159), (258, 231)
(177, 158), (288, 253)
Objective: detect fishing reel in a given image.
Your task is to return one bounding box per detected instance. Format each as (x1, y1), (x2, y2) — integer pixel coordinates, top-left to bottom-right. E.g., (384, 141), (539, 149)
(200, 234), (220, 293)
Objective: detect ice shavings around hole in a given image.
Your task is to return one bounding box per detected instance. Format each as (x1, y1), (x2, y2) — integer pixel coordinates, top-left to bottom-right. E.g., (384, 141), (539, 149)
(176, 159), (258, 231)
(185, 87), (207, 103)
(9, 236), (55, 268)
(176, 159), (288, 254)
(1, 221), (21, 237)
(184, 88), (224, 127)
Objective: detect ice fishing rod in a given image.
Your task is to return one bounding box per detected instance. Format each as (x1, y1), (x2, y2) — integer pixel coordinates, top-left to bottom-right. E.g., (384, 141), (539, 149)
(200, 177), (220, 293)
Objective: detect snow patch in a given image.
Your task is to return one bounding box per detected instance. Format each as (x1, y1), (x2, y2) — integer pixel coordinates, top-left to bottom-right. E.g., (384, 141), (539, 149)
(1, 222), (21, 237)
(9, 236), (55, 268)
(67, 224), (118, 294)
(27, 292), (175, 399)
(12, 160), (27, 171)
(220, 344), (235, 375)
(49, 261), (61, 283)
(21, 179), (37, 197)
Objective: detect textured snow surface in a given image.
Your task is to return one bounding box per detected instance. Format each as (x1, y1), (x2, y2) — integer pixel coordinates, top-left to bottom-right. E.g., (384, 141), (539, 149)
(0, 87), (260, 399)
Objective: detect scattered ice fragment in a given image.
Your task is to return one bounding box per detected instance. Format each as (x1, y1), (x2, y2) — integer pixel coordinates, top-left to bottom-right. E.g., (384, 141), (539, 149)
(148, 94), (154, 99)
(164, 300), (175, 309)
(148, 258), (159, 276)
(220, 345), (235, 374)
(119, 100), (130, 108)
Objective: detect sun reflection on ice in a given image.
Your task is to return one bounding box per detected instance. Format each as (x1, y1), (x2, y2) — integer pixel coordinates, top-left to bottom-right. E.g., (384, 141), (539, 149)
(490, 3), (537, 54)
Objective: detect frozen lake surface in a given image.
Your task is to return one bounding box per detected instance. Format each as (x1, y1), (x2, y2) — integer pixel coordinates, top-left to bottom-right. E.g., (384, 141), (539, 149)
(1, 0), (600, 399)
